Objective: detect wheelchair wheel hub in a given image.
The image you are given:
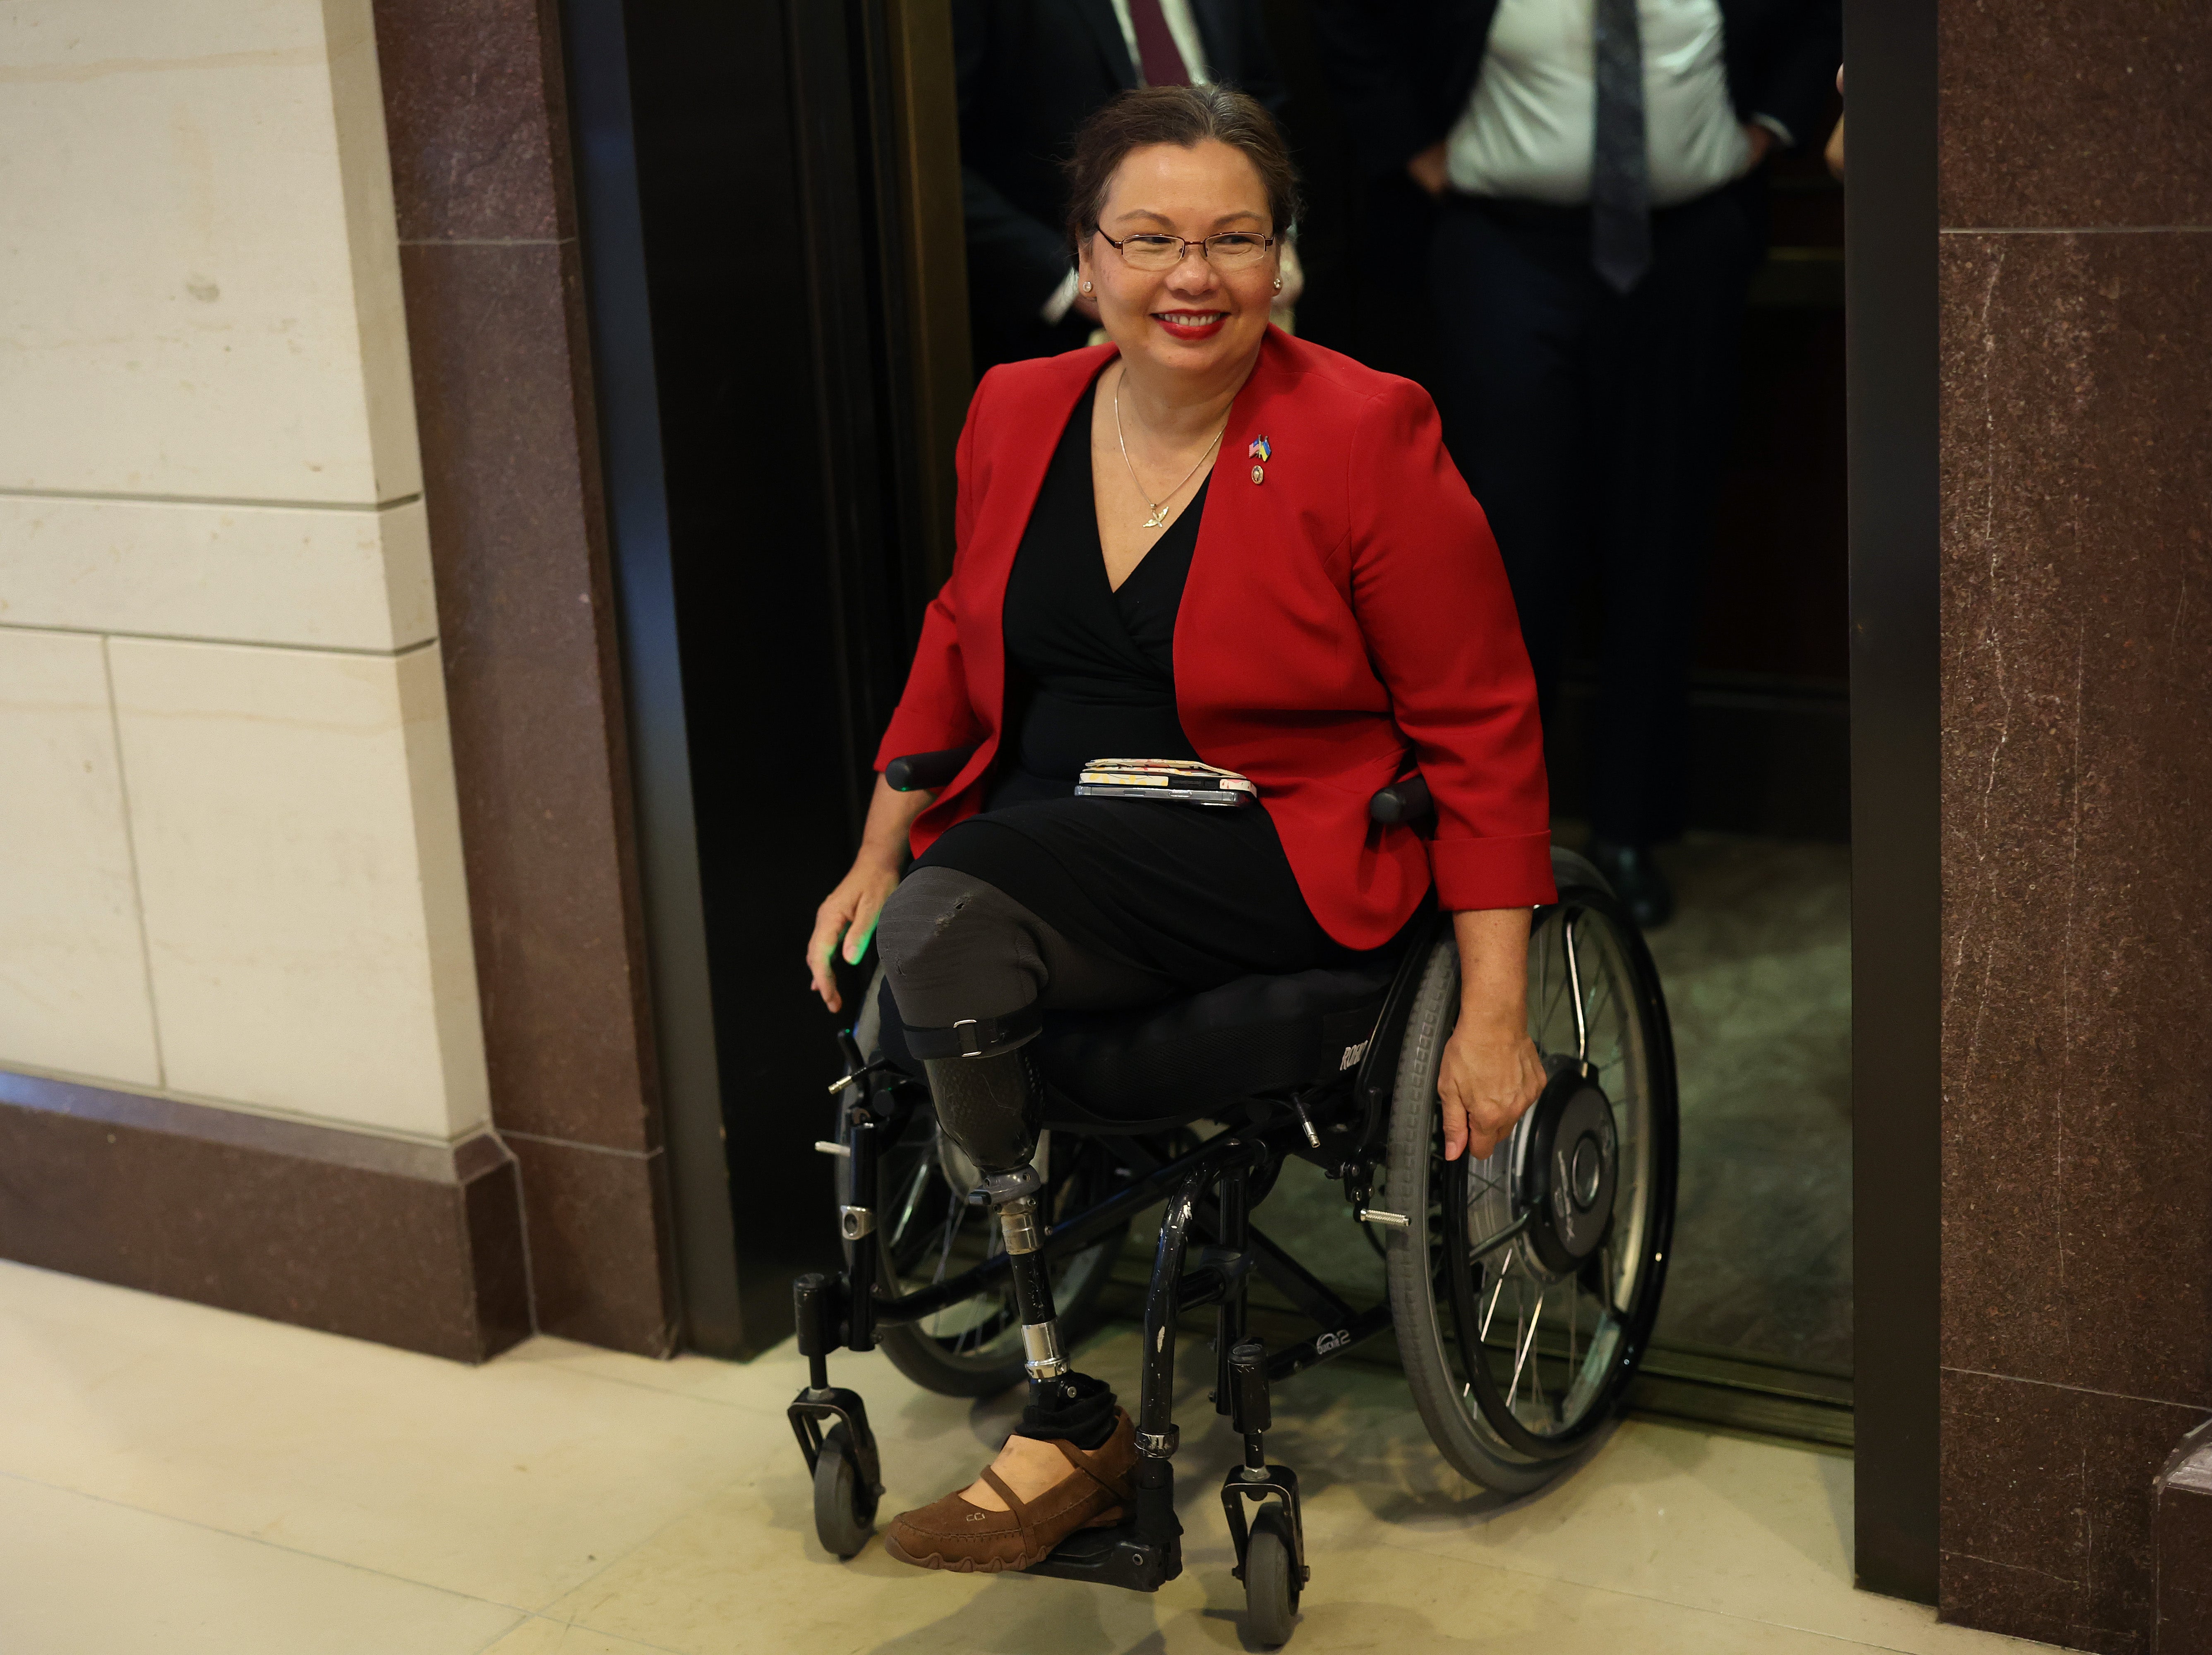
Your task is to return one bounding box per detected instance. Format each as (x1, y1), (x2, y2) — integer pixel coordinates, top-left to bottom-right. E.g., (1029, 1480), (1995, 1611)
(1517, 1066), (1618, 1276)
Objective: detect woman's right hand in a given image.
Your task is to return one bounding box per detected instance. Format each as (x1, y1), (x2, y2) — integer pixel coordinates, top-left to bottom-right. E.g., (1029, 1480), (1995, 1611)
(1407, 140), (1450, 198)
(808, 851), (901, 1015)
(806, 772), (938, 1014)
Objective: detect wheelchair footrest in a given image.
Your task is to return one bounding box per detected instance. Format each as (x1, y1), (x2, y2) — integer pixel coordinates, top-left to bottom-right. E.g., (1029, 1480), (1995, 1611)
(1020, 1518), (1182, 1593)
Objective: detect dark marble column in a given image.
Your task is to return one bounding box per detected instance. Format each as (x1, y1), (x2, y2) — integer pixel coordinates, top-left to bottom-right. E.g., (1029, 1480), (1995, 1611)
(1936, 3), (2212, 1647)
(0, 1073), (530, 1363)
(2154, 1424), (2212, 1650)
(370, 0), (678, 1355)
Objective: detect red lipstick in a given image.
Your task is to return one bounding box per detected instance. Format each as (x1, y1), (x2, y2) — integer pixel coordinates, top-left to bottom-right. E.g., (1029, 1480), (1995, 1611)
(1154, 309), (1227, 341)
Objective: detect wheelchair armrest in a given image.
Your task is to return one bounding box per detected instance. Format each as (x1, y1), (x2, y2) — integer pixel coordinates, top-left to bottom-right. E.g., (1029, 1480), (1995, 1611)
(883, 744), (978, 792)
(1369, 774), (1432, 825)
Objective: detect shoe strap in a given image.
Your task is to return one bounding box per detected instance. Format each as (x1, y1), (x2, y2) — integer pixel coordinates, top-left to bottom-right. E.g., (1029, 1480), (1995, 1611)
(1044, 1433), (1132, 1503)
(977, 1467), (1037, 1544)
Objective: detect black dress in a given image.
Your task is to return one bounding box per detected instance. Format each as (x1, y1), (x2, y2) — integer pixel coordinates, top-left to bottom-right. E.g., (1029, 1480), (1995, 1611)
(915, 383), (1335, 993)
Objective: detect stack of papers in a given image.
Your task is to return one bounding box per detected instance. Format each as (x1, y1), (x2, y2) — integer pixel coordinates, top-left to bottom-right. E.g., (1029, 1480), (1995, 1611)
(1074, 758), (1258, 809)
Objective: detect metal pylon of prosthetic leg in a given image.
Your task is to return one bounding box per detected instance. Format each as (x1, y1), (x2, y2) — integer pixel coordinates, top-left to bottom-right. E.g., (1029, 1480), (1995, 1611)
(996, 1190), (1070, 1388)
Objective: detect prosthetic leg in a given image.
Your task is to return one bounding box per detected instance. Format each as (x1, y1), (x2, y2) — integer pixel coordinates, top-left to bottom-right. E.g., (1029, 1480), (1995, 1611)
(912, 1012), (1078, 1415)
(913, 1015), (1176, 1588)
(793, 1009), (1172, 1584)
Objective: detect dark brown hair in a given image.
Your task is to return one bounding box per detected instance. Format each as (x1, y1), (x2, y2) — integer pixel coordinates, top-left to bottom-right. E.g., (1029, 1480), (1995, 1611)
(1063, 84), (1302, 256)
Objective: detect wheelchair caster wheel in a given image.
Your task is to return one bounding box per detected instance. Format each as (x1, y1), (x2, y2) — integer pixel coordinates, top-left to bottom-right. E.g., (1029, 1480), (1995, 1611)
(1241, 1499), (1300, 1646)
(811, 1423), (878, 1559)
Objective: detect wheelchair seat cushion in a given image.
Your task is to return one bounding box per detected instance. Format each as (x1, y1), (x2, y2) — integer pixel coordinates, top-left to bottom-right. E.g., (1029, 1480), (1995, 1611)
(1029, 959), (1398, 1125)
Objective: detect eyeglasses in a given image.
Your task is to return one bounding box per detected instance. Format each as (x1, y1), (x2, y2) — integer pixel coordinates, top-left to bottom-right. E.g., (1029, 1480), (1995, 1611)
(1095, 228), (1276, 271)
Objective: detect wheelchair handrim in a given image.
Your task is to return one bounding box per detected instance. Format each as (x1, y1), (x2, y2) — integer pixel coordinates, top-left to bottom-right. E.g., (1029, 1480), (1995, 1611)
(1389, 883), (1679, 1471)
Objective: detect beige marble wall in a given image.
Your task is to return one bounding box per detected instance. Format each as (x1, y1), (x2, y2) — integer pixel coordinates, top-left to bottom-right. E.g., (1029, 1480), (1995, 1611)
(0, 0), (488, 1142)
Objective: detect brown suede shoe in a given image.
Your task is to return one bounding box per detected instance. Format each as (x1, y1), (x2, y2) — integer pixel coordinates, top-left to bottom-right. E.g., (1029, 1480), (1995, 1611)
(883, 1409), (1136, 1573)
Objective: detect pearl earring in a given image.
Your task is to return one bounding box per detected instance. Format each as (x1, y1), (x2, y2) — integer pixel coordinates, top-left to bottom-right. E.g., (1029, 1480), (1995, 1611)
(1273, 277), (1283, 292)
(1081, 280), (1093, 293)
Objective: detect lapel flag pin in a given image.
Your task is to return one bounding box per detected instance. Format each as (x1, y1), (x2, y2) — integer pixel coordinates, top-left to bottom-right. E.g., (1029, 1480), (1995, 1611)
(1247, 436), (1272, 462)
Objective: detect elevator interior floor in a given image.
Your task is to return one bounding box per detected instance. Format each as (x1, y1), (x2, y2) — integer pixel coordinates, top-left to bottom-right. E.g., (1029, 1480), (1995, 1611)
(1221, 829), (1853, 1439)
(1643, 831), (1852, 1372)
(0, 1258), (2043, 1655)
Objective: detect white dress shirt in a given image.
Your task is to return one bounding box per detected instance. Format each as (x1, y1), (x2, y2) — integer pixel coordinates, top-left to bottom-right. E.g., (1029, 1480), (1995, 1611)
(1447, 0), (1787, 208)
(1044, 0), (1215, 322)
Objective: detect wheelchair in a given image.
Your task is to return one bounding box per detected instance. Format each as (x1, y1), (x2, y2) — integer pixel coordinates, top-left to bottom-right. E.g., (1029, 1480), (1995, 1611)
(788, 751), (1679, 1648)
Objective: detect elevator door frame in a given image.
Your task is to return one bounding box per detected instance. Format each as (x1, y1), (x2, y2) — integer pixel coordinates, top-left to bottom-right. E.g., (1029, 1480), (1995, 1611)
(1842, 0), (1940, 1606)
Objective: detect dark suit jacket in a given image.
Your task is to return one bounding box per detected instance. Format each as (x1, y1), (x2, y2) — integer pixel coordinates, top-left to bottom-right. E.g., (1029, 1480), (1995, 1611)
(879, 330), (1555, 944)
(955, 0), (1286, 370)
(1310, 0), (1840, 181)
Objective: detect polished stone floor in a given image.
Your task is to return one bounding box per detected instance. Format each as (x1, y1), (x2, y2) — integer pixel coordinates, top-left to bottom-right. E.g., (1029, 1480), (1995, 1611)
(0, 1258), (2042, 1654)
(1641, 834), (1853, 1374)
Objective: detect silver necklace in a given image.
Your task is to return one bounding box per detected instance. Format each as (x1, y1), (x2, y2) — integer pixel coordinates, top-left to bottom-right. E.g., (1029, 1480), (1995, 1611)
(1114, 376), (1227, 529)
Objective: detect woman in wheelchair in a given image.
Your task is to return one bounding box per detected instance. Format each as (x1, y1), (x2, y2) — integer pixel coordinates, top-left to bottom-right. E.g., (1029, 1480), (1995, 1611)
(806, 85), (1557, 1577)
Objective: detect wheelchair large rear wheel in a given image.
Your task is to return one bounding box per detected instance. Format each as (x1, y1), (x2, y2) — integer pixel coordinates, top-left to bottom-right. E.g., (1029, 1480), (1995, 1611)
(1383, 847), (1678, 1494)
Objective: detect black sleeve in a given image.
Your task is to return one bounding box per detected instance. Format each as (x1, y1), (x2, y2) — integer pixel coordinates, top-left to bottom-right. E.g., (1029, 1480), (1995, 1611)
(962, 168), (1074, 309)
(954, 0), (1072, 312)
(1743, 0), (1841, 150)
(1221, 0), (1289, 115)
(1306, 0), (1440, 178)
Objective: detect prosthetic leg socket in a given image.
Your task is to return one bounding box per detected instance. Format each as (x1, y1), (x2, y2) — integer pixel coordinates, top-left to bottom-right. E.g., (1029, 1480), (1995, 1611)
(919, 1042), (1043, 1186)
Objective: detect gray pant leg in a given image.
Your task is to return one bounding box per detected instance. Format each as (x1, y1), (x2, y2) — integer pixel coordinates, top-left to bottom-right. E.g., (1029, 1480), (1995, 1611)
(876, 865), (1166, 1031)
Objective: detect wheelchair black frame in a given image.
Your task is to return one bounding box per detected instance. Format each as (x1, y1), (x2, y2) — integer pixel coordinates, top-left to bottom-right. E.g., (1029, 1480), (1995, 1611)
(787, 907), (1448, 1593)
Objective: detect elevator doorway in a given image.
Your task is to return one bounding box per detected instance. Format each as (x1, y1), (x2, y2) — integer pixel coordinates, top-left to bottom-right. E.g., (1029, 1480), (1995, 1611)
(1594, 139), (1853, 1442)
(569, 0), (1938, 1600)
(1257, 1), (1854, 1445)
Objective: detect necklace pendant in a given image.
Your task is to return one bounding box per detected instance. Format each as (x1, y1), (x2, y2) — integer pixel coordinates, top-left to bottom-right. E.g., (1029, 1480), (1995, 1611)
(1142, 504), (1169, 529)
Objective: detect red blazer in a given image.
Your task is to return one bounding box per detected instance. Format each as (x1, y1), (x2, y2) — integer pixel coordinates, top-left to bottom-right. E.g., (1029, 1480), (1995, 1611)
(875, 328), (1555, 950)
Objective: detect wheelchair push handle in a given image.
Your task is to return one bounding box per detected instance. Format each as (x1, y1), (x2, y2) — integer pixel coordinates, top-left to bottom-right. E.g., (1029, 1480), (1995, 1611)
(883, 745), (978, 792)
(885, 744), (1435, 825)
(1368, 773), (1432, 825)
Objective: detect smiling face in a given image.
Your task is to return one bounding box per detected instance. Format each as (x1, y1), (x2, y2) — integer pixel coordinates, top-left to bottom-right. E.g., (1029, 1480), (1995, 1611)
(1077, 139), (1279, 383)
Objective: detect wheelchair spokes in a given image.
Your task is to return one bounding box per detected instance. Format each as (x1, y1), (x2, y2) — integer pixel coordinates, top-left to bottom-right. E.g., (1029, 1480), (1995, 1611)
(1456, 1236), (1622, 1434)
(1531, 911), (1631, 1085)
(1387, 851), (1679, 1486)
(1469, 900), (1656, 1443)
(1544, 910), (1655, 1276)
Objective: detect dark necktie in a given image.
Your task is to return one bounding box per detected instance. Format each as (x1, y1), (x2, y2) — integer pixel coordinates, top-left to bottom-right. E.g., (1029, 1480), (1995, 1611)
(1590, 0), (1651, 293)
(1128, 0), (1192, 88)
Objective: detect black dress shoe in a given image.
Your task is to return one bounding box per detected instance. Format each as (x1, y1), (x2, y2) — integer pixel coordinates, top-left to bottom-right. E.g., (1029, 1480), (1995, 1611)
(1585, 838), (1676, 931)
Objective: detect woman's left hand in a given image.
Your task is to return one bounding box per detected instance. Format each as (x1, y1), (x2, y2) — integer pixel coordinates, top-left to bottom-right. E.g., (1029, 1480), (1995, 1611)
(1437, 1012), (1547, 1162)
(1440, 906), (1547, 1161)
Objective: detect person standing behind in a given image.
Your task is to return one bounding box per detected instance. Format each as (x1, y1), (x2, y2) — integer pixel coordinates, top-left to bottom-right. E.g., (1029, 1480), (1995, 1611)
(1313, 0), (1838, 925)
(956, 0), (1291, 374)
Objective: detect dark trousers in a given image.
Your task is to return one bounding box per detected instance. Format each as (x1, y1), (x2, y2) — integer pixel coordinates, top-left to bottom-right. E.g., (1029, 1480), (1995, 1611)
(876, 865), (1166, 1035)
(1428, 187), (1757, 846)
